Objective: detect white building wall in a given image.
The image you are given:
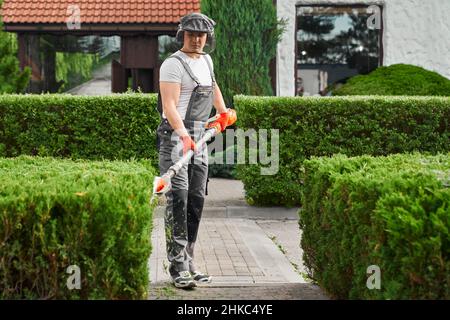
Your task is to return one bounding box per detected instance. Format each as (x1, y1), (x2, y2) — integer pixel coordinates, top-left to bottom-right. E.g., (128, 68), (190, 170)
(383, 0), (450, 79)
(277, 0), (450, 96)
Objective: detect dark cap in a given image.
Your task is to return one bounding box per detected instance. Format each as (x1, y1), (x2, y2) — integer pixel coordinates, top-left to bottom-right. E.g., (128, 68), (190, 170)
(179, 13), (216, 34)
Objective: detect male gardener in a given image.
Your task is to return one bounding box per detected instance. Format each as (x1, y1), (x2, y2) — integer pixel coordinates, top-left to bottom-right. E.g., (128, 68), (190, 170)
(157, 12), (236, 289)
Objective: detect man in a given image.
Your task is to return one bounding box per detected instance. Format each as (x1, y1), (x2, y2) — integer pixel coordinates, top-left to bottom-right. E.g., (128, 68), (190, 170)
(157, 12), (236, 289)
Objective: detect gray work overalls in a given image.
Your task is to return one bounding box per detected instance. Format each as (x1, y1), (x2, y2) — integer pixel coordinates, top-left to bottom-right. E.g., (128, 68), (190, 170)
(157, 53), (215, 275)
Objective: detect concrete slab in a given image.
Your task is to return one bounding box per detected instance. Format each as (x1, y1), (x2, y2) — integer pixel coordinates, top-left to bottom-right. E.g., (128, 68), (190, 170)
(204, 178), (247, 207)
(66, 63), (112, 96)
(226, 206), (299, 220)
(236, 219), (305, 284)
(154, 205), (300, 220)
(149, 217), (305, 286)
(148, 178), (329, 299)
(257, 220), (308, 278)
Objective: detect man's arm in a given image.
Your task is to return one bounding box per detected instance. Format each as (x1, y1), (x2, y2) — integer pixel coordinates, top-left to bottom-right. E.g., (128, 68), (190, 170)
(206, 82), (237, 132)
(160, 81), (189, 137)
(213, 83), (228, 114)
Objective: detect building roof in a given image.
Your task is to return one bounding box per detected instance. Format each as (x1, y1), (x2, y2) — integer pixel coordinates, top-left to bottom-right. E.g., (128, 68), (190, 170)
(1, 0), (200, 24)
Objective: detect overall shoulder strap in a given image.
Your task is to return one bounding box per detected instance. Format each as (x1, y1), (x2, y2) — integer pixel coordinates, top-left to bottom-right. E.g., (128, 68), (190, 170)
(202, 55), (216, 85)
(168, 54), (200, 85)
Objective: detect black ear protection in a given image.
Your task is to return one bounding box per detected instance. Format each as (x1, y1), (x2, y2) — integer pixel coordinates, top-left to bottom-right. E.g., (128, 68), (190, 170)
(176, 13), (216, 52)
(176, 30), (216, 48)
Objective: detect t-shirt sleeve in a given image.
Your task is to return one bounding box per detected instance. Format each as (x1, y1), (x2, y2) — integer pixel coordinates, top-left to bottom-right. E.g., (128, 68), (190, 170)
(206, 54), (214, 73)
(159, 58), (183, 83)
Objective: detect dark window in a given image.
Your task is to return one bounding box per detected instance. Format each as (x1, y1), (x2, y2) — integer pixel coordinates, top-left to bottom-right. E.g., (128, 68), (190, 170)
(296, 5), (383, 96)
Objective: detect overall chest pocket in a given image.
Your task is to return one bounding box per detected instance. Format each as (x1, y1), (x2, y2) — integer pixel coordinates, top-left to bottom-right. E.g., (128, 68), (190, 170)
(186, 86), (214, 122)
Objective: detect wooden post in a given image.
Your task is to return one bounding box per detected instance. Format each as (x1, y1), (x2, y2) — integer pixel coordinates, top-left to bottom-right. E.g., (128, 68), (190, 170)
(17, 34), (43, 93)
(111, 60), (127, 93)
(120, 35), (159, 93)
(18, 33), (27, 71)
(41, 36), (57, 93)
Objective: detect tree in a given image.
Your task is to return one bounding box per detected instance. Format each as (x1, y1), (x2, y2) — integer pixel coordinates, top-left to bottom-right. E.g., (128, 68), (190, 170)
(202, 0), (285, 106)
(297, 8), (380, 73)
(337, 14), (380, 74)
(297, 15), (336, 64)
(0, 0), (31, 93)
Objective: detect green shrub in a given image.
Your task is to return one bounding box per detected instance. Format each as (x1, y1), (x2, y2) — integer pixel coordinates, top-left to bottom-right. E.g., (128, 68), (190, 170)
(0, 156), (157, 299)
(332, 64), (450, 96)
(300, 153), (450, 299)
(202, 0), (285, 105)
(0, 94), (160, 165)
(208, 144), (238, 179)
(235, 95), (450, 206)
(56, 51), (99, 92)
(0, 1), (32, 94)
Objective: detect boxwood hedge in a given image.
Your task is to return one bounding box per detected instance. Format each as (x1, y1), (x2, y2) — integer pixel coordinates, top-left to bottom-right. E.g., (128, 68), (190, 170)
(300, 153), (450, 299)
(0, 94), (160, 164)
(0, 156), (157, 299)
(235, 95), (450, 206)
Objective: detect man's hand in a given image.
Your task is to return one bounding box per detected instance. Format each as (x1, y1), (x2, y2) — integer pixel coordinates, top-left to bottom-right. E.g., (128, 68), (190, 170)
(180, 135), (197, 156)
(207, 109), (237, 132)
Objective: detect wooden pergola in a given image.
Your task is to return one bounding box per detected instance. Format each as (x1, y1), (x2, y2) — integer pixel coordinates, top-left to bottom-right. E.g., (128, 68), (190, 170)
(0, 0), (200, 93)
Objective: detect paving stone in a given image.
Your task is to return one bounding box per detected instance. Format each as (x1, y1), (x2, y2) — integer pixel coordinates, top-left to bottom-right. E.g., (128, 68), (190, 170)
(149, 283), (329, 300)
(149, 180), (329, 300)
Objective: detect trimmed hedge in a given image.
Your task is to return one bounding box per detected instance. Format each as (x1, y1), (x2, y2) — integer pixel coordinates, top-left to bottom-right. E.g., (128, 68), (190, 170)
(0, 156), (156, 299)
(332, 64), (450, 96)
(208, 144), (238, 179)
(202, 0), (284, 105)
(300, 153), (450, 299)
(0, 93), (233, 177)
(235, 96), (450, 206)
(0, 94), (160, 164)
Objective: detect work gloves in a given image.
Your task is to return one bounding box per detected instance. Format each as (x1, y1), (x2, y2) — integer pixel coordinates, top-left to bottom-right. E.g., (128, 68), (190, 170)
(206, 108), (237, 132)
(178, 108), (237, 156)
(180, 135), (197, 156)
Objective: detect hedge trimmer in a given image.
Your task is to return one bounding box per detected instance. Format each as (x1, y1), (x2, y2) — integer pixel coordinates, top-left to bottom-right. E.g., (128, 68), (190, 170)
(152, 109), (237, 196)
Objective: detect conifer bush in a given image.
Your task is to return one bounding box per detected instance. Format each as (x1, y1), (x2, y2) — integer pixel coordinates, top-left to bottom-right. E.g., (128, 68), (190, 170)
(235, 95), (450, 206)
(301, 153), (450, 299)
(0, 156), (156, 299)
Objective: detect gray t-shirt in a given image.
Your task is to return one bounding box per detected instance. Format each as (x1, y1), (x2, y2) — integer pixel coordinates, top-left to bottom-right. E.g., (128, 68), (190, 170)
(159, 50), (214, 120)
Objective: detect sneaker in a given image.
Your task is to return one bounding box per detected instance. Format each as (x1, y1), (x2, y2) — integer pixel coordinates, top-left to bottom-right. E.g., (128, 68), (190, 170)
(192, 271), (212, 284)
(171, 270), (196, 289)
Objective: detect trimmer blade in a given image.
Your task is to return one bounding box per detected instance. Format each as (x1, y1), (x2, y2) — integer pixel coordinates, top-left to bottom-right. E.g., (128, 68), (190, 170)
(152, 176), (171, 195)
